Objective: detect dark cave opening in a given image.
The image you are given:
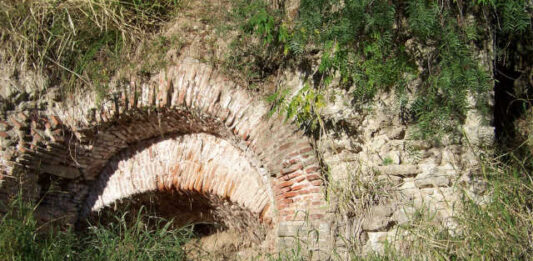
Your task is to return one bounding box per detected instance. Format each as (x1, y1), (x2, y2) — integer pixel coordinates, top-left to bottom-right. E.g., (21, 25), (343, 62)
(80, 189), (267, 243)
(82, 190), (226, 236)
(493, 65), (527, 144)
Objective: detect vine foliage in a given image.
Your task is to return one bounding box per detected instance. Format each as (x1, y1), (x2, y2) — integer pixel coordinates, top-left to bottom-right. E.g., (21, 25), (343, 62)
(229, 0), (531, 139)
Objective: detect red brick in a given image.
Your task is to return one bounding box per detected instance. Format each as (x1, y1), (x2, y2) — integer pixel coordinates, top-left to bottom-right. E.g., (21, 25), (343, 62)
(9, 118), (23, 129)
(281, 198), (293, 205)
(297, 190), (311, 196)
(294, 176), (305, 183)
(279, 142), (294, 151)
(281, 174), (292, 181)
(280, 180), (294, 188)
(299, 146), (313, 153)
(292, 184), (307, 191)
(305, 166), (319, 174)
(284, 191), (298, 198)
(306, 174), (321, 181)
(281, 163), (303, 175)
(287, 171), (303, 180)
(311, 180), (323, 186)
(275, 187), (291, 196)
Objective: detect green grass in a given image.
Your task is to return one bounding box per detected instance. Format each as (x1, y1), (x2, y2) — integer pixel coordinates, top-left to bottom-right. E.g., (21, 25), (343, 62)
(0, 197), (194, 261)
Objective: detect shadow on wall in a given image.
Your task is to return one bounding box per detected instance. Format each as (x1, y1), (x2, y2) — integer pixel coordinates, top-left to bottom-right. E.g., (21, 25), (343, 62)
(78, 132), (272, 243)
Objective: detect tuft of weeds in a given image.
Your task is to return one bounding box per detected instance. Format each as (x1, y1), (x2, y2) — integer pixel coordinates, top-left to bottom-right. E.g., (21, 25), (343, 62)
(0, 194), (194, 260)
(328, 166), (395, 255)
(0, 192), (76, 260)
(80, 207), (194, 260)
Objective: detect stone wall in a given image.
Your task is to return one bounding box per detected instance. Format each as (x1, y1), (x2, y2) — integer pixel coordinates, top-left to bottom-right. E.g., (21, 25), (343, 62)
(317, 87), (493, 254)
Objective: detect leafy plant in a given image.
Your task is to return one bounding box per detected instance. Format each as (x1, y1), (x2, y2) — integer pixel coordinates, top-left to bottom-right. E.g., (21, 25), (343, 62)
(382, 157), (394, 166)
(268, 83), (325, 132)
(228, 0), (531, 141)
(223, 0), (291, 86)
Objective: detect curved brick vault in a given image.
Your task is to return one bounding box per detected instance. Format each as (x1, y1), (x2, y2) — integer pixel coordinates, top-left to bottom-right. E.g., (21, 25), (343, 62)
(0, 58), (330, 250)
(82, 134), (274, 226)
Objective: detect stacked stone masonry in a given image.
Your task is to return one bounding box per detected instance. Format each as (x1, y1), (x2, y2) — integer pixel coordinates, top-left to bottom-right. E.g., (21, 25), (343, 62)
(318, 88), (493, 254)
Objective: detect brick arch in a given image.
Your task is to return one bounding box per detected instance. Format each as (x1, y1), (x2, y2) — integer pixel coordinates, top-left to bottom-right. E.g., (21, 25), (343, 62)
(0, 58), (329, 249)
(82, 134), (275, 227)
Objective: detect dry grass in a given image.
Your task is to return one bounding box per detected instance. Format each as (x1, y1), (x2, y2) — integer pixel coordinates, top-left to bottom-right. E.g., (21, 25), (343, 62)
(365, 153), (533, 260)
(0, 0), (181, 97)
(328, 164), (396, 256)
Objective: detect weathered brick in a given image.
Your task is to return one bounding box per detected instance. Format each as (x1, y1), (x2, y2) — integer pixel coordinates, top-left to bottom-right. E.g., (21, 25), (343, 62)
(275, 187), (291, 196)
(309, 214), (324, 220)
(279, 180), (294, 188)
(308, 188), (321, 193)
(306, 174), (321, 181)
(284, 191), (298, 198)
(305, 165), (320, 174)
(299, 146), (313, 154)
(281, 163), (303, 175)
(9, 118), (24, 129)
(279, 142), (294, 151)
(281, 198), (293, 205)
(311, 180), (323, 186)
(291, 184), (307, 191)
(294, 176), (305, 183)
